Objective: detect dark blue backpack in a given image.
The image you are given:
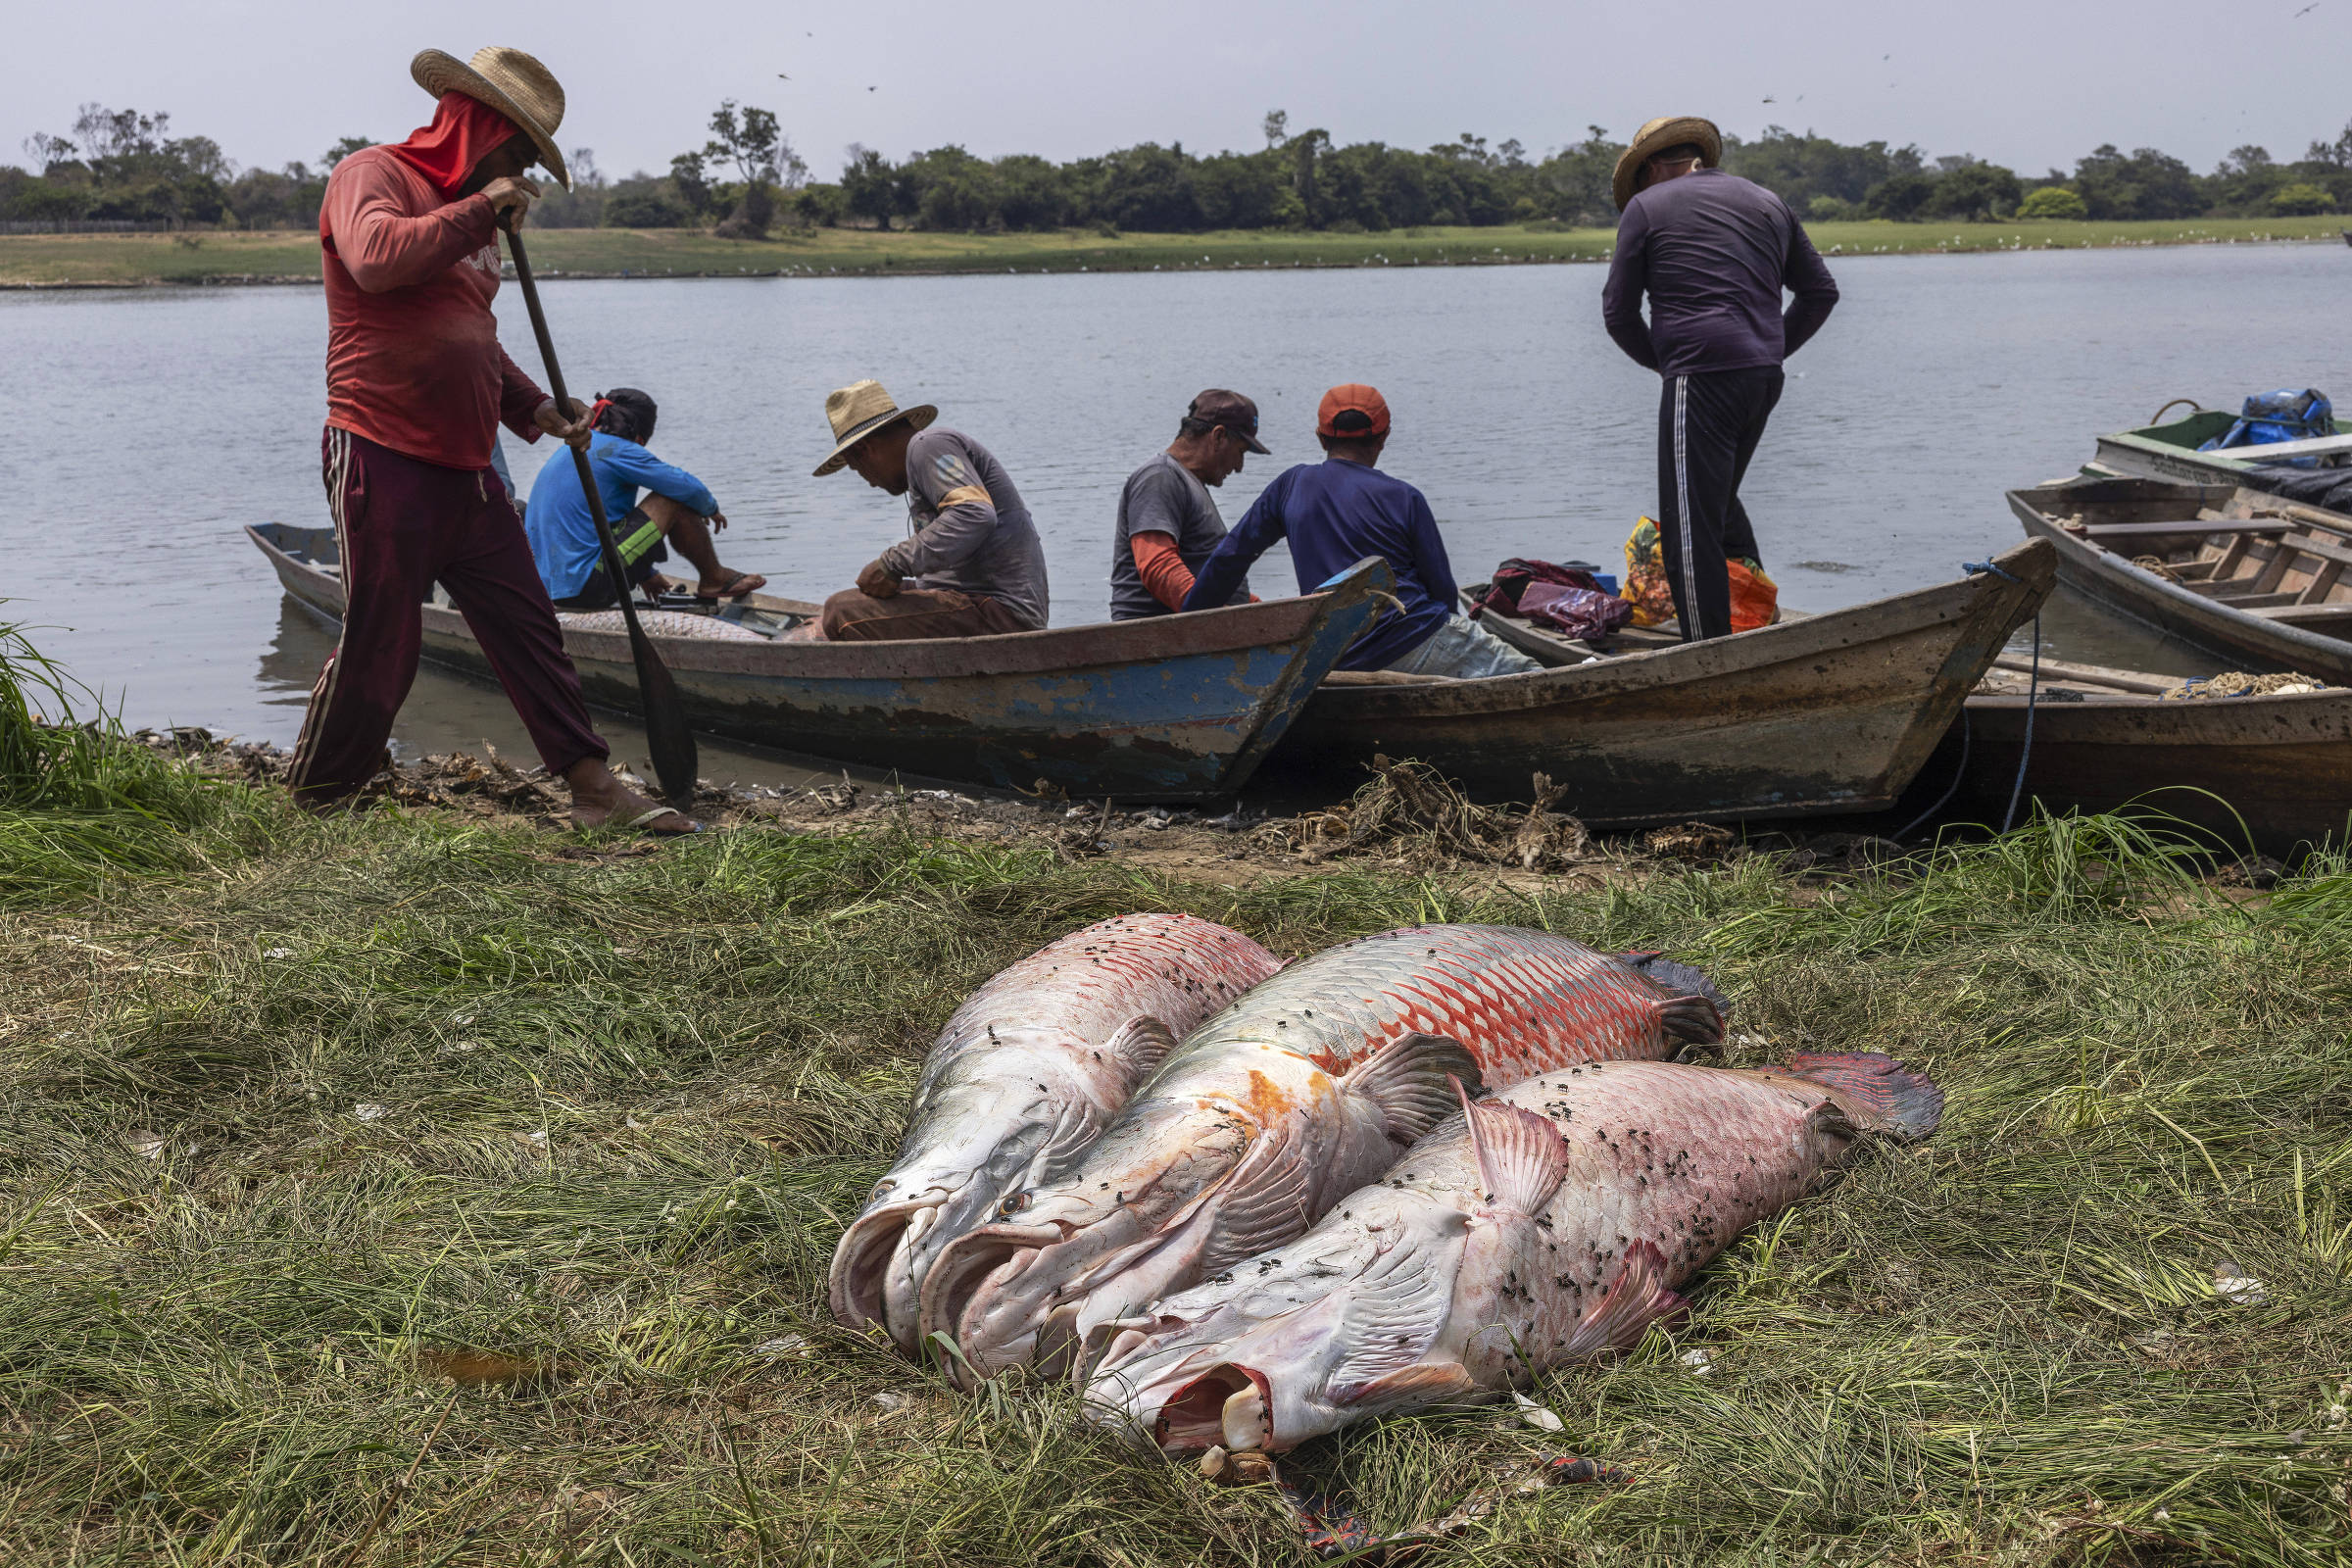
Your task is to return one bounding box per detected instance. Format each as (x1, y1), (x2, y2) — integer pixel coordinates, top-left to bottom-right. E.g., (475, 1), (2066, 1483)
(2200, 388), (2334, 466)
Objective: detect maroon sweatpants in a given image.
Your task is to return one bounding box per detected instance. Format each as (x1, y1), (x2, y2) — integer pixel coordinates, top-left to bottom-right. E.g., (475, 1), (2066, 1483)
(288, 426), (608, 806)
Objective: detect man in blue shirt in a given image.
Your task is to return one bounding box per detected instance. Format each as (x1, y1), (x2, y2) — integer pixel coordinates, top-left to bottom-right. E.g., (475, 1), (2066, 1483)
(525, 388), (765, 609)
(1182, 384), (1541, 678)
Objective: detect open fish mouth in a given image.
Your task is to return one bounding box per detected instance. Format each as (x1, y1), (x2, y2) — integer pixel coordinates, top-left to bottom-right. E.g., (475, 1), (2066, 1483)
(1155, 1363), (1274, 1452)
(826, 1198), (939, 1350)
(916, 1221), (1071, 1385)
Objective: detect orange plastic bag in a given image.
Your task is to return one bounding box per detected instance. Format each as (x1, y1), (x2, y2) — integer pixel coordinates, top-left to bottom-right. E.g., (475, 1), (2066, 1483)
(1728, 559), (1780, 631)
(1622, 517), (1781, 632)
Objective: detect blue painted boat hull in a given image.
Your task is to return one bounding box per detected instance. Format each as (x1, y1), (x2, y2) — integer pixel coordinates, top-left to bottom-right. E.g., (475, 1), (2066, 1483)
(246, 523), (1388, 802)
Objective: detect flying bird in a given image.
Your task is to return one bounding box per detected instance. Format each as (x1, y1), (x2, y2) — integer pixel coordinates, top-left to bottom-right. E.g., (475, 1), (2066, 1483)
(2294, 2), (2319, 16)
(868, 85), (878, 91)
(777, 73), (791, 79)
(1762, 95), (1776, 103)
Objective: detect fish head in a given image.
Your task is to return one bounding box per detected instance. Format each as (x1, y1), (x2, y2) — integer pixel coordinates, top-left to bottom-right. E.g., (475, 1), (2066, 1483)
(1084, 1189), (1479, 1453)
(919, 1093), (1258, 1383)
(829, 1056), (1103, 1352)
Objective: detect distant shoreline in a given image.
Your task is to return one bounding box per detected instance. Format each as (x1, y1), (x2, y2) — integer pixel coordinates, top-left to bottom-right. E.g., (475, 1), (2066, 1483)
(3, 216), (2342, 290)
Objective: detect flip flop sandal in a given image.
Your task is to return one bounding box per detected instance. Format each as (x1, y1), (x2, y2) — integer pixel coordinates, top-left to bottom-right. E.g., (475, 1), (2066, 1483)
(618, 806), (700, 833)
(695, 572), (768, 602)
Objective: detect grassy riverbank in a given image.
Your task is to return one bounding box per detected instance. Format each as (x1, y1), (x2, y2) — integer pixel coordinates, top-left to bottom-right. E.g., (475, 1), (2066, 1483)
(3, 214), (2345, 286)
(6, 640), (2352, 1562)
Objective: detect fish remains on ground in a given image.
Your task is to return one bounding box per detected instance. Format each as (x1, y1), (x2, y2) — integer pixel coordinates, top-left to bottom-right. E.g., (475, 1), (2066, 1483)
(921, 925), (1725, 1383)
(828, 912), (1280, 1351)
(1084, 1053), (1943, 1452)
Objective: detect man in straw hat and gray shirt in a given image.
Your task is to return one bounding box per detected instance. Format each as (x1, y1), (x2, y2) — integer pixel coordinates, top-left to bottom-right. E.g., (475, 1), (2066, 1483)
(290, 46), (694, 831)
(1600, 115), (1838, 642)
(811, 381), (1049, 641)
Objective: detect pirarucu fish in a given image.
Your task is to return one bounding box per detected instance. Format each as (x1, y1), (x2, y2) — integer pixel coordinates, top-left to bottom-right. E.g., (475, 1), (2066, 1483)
(921, 925), (1724, 1382)
(827, 912), (1280, 1351)
(1085, 1052), (1942, 1453)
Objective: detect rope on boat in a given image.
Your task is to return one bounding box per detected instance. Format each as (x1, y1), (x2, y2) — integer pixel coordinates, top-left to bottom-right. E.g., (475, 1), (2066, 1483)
(1895, 708), (1971, 842)
(1961, 558), (2041, 834)
(1946, 559), (2041, 836)
(2003, 612), (2041, 834)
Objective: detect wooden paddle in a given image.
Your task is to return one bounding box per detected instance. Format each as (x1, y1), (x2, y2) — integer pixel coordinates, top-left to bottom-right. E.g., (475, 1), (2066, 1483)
(500, 220), (699, 808)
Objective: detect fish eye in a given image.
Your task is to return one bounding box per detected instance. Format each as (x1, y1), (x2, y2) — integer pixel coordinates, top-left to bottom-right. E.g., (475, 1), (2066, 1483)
(999, 1191), (1031, 1216)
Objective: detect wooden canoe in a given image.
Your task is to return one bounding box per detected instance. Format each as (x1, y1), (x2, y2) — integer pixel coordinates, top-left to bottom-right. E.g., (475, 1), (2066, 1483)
(1257, 541), (2055, 826)
(2008, 477), (2352, 686)
(1903, 656), (2352, 856)
(245, 522), (1390, 803)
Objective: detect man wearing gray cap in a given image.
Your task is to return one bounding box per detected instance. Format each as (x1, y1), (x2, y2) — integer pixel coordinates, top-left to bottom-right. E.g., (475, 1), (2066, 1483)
(1109, 389), (1264, 619)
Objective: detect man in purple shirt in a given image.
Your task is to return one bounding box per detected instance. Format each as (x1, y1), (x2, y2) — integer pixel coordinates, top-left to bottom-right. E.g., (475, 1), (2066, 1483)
(1601, 116), (1838, 641)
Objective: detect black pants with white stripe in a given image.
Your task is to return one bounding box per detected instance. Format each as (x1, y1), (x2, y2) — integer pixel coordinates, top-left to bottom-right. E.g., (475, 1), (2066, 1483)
(1656, 366), (1784, 641)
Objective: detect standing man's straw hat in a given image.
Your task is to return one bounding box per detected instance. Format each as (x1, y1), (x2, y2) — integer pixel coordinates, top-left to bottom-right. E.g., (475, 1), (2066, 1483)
(1612, 117), (1723, 212)
(812, 380), (938, 476)
(410, 46), (572, 190)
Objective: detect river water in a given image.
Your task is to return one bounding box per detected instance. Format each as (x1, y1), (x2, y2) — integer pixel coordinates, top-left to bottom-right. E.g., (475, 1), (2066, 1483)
(5, 240), (2346, 786)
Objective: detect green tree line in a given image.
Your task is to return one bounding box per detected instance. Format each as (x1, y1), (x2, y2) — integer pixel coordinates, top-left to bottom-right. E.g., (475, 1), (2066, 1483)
(8, 99), (2350, 234)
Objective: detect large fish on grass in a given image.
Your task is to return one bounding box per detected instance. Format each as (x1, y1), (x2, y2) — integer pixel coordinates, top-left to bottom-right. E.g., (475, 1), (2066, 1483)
(1085, 1053), (1942, 1453)
(920, 926), (1724, 1383)
(827, 912), (1281, 1351)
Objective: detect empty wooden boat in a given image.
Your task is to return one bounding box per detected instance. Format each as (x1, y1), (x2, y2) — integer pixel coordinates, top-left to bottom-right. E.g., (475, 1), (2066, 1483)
(2008, 477), (2352, 686)
(246, 523), (1390, 802)
(1904, 656), (2352, 856)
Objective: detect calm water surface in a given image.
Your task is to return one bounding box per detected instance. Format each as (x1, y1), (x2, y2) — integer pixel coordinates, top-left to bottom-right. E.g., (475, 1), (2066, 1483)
(5, 241), (2346, 783)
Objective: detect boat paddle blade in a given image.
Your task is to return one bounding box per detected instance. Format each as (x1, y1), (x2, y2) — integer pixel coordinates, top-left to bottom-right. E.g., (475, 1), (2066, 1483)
(626, 610), (700, 807)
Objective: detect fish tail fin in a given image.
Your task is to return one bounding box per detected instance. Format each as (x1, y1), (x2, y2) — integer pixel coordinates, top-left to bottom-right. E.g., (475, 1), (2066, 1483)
(1648, 990), (1726, 1055)
(1345, 1032), (1483, 1142)
(1780, 1051), (1944, 1141)
(1619, 952), (1733, 1020)
(1457, 1076), (1571, 1214)
(1558, 1239), (1686, 1361)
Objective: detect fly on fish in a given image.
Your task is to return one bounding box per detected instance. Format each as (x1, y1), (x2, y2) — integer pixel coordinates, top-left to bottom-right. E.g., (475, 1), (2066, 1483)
(1082, 1053), (1942, 1453)
(826, 912), (1281, 1352)
(918, 925), (1725, 1385)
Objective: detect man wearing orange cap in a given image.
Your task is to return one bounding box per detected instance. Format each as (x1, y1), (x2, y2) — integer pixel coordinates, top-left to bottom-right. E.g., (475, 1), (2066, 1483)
(1182, 385), (1541, 678)
(288, 46), (693, 832)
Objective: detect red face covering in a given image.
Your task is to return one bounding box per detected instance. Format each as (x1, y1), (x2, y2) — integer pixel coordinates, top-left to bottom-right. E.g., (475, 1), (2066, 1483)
(377, 91), (528, 198)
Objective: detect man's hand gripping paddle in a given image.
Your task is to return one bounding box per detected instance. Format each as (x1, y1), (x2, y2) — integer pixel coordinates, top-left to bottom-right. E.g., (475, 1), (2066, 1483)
(500, 220), (699, 808)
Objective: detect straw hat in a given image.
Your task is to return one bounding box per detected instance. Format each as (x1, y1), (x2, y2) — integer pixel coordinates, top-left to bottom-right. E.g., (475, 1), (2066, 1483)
(1612, 116), (1723, 211)
(813, 380), (938, 477)
(411, 46), (571, 190)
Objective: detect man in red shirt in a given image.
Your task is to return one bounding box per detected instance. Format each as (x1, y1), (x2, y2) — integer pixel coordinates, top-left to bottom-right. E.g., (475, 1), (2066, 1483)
(290, 45), (692, 832)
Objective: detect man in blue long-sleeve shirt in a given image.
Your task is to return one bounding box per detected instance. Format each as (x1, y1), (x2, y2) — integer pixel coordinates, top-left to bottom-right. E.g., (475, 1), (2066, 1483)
(525, 387), (765, 609)
(1601, 116), (1838, 641)
(1183, 384), (1540, 678)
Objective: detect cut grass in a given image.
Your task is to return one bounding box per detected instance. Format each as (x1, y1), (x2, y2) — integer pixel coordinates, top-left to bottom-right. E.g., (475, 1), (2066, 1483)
(0, 794), (2348, 1564)
(3, 215), (2346, 286)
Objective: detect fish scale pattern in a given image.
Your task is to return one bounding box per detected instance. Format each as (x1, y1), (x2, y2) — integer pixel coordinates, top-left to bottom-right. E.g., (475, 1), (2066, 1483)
(917, 914), (1280, 1096)
(1162, 925), (1706, 1090)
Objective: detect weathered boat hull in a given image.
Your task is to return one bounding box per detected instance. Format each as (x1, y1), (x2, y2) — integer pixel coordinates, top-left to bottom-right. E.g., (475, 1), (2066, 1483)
(1917, 684), (2352, 856)
(1260, 542), (2055, 826)
(2008, 479), (2352, 687)
(246, 523), (1387, 802)
(2090, 409), (2352, 488)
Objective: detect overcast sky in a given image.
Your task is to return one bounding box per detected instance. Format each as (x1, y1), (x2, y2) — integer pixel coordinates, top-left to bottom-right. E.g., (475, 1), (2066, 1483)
(7, 0), (2347, 185)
